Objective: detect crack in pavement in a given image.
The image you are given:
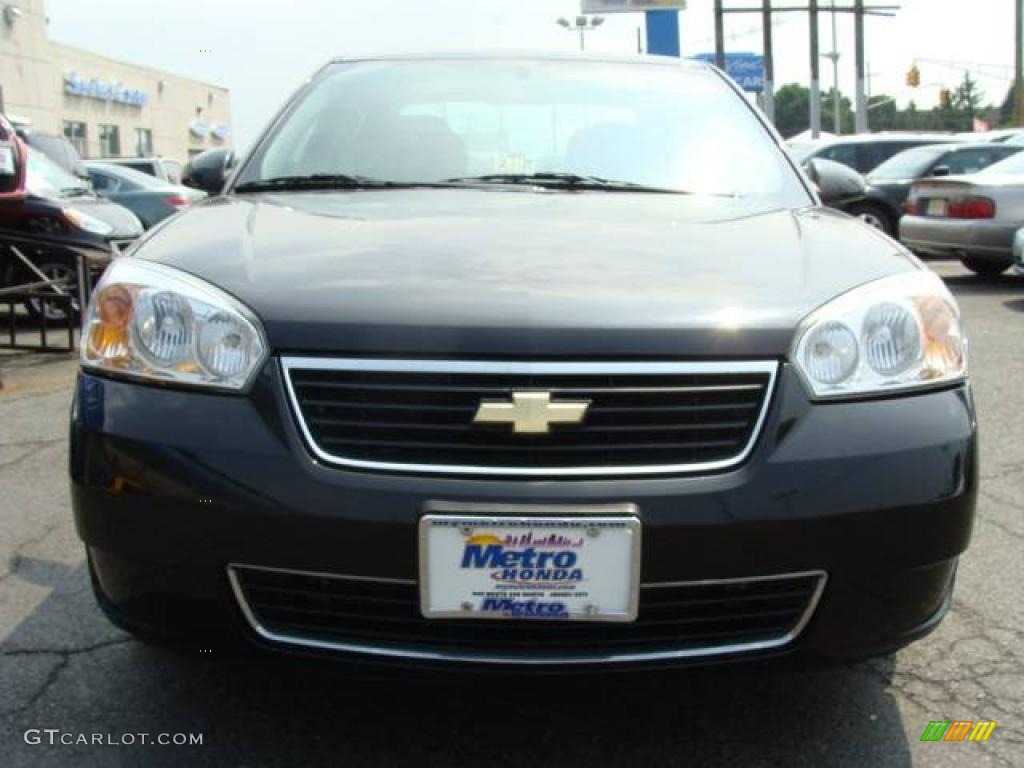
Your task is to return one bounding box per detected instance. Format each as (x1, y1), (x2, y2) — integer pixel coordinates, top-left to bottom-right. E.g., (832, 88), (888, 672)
(0, 515), (63, 584)
(851, 595), (1024, 767)
(0, 636), (133, 717)
(0, 438), (64, 473)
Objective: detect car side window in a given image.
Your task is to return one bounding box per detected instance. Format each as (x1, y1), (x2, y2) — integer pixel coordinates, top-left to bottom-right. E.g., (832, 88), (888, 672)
(89, 172), (118, 192)
(856, 143), (897, 174)
(820, 143), (858, 170)
(941, 148), (1013, 175)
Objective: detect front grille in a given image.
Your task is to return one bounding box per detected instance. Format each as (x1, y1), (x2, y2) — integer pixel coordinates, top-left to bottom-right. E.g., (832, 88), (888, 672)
(282, 358), (777, 476)
(229, 565), (825, 664)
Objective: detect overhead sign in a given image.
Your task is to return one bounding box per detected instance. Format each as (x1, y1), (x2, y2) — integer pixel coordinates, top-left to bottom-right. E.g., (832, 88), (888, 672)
(692, 52), (765, 93)
(582, 1), (687, 12)
(63, 72), (147, 107)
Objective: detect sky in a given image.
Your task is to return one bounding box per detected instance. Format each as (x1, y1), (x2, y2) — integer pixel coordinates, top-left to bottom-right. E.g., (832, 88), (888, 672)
(46, 0), (1015, 151)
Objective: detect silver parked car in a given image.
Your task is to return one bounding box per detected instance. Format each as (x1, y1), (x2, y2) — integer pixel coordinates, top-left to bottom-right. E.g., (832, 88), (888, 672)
(900, 151), (1024, 276)
(1013, 227), (1024, 275)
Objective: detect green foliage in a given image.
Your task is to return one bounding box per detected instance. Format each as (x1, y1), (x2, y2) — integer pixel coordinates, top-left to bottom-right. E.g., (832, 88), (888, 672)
(772, 76), (996, 138)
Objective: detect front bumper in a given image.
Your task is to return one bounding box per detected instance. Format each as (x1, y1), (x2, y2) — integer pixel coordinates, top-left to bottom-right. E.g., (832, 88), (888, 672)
(899, 214), (1016, 263)
(71, 362), (977, 669)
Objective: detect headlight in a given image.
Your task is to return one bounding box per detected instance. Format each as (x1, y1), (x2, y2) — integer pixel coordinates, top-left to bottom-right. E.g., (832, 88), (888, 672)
(792, 270), (966, 399)
(81, 259), (268, 391)
(63, 207), (114, 236)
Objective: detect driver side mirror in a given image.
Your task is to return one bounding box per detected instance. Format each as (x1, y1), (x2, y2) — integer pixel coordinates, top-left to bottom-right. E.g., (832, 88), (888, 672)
(804, 157), (867, 207)
(182, 148), (235, 196)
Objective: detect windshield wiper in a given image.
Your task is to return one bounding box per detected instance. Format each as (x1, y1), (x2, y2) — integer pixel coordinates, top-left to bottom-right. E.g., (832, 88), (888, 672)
(441, 172), (685, 194)
(233, 174), (422, 193)
(60, 186), (93, 198)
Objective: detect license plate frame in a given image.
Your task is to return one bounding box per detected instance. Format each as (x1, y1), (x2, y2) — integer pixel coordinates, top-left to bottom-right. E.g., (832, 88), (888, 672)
(419, 510), (641, 623)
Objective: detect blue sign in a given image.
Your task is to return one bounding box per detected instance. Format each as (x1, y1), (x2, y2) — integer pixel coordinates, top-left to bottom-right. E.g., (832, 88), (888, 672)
(692, 52), (765, 93)
(64, 72), (147, 107)
(645, 10), (680, 57)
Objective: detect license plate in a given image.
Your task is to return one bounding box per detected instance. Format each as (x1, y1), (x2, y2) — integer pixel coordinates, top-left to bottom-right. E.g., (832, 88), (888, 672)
(419, 514), (641, 622)
(926, 199), (947, 217)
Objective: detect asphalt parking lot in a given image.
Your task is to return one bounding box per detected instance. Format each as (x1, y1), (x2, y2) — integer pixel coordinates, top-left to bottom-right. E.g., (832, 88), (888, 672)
(0, 257), (1021, 768)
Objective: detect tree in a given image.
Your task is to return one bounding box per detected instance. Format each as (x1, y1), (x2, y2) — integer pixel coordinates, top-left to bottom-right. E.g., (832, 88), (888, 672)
(820, 87), (856, 134)
(952, 71), (985, 121)
(774, 83), (810, 138)
(998, 84), (1016, 127)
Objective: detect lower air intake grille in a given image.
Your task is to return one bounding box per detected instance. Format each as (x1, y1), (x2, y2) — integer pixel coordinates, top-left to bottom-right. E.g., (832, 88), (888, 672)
(229, 565), (826, 665)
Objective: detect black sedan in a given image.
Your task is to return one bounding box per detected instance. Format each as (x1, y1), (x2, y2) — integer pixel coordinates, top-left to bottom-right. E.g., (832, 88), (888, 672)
(72, 53), (975, 671)
(85, 161), (205, 229)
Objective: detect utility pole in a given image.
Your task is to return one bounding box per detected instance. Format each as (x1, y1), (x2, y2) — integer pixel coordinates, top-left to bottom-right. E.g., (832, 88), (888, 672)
(716, 2), (896, 135)
(762, 0), (775, 122)
(809, 0), (821, 137)
(715, 0), (726, 68)
(823, 1), (841, 133)
(855, 0), (868, 131)
(1016, 0), (1024, 125)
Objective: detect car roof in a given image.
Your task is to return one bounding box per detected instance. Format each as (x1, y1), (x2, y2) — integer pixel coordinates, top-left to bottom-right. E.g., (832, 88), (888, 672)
(85, 161), (177, 187)
(941, 142), (1023, 152)
(326, 51), (710, 69)
(102, 156), (181, 165)
(812, 133), (966, 146)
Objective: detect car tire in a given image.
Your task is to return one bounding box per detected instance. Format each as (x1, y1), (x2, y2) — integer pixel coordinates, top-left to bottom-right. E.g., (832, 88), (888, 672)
(960, 255), (1011, 277)
(846, 202), (895, 237)
(21, 254), (81, 322)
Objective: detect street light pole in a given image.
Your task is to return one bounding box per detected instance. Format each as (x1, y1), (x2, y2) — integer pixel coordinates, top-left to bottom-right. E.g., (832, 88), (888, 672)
(556, 15), (605, 52)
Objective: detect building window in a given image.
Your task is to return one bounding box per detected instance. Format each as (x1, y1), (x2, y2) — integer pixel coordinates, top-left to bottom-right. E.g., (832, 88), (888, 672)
(63, 121), (87, 155)
(135, 128), (153, 157)
(98, 124), (121, 158)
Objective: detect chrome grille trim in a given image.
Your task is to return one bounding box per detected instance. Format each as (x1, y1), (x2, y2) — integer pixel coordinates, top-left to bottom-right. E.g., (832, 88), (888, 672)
(227, 563), (828, 666)
(280, 357), (779, 477)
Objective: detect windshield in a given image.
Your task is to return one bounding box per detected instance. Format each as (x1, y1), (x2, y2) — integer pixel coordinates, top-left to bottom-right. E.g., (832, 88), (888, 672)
(980, 151), (1024, 175)
(89, 162), (178, 190)
(25, 147), (91, 198)
(237, 58), (809, 204)
(868, 145), (949, 181)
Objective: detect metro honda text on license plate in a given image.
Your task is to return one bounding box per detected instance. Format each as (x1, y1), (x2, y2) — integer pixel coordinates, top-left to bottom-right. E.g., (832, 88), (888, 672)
(420, 514), (642, 622)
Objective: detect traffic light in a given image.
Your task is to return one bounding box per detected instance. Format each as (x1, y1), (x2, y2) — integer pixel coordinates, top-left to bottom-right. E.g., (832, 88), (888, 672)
(939, 88), (952, 109)
(906, 65), (921, 88)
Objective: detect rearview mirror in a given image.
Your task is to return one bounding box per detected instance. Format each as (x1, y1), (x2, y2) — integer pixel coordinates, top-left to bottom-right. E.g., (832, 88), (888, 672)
(182, 147), (235, 196)
(931, 166), (951, 177)
(804, 158), (866, 207)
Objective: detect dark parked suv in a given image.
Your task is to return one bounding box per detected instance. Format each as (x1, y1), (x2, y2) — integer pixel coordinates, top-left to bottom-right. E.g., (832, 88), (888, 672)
(72, 54), (975, 670)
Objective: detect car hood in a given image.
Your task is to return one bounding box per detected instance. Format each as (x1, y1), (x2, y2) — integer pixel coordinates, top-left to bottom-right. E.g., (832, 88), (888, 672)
(136, 189), (916, 358)
(73, 197), (144, 238)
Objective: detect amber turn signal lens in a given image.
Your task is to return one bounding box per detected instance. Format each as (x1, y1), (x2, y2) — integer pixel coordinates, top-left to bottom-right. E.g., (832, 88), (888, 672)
(87, 284), (135, 362)
(916, 295), (964, 377)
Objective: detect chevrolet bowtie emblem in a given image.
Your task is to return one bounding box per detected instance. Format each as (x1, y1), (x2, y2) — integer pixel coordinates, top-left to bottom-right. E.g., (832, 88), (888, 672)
(473, 392), (591, 434)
